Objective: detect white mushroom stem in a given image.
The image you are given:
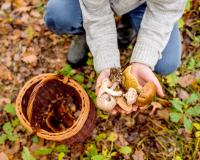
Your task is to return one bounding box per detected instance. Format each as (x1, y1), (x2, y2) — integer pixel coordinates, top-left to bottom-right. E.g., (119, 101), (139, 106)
(96, 93), (116, 111)
(123, 88), (138, 105)
(98, 79), (122, 97)
(110, 82), (119, 90)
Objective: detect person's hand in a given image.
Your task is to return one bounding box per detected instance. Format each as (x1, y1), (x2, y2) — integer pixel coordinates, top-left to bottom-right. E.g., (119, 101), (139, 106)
(130, 62), (165, 97)
(110, 63), (165, 115)
(95, 68), (111, 95)
(95, 68), (126, 114)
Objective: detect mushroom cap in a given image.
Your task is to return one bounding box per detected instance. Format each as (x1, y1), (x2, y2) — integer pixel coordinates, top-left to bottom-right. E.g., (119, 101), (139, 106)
(122, 66), (139, 91)
(98, 79), (122, 97)
(124, 88), (138, 105)
(116, 96), (132, 112)
(136, 82), (157, 106)
(96, 94), (116, 111)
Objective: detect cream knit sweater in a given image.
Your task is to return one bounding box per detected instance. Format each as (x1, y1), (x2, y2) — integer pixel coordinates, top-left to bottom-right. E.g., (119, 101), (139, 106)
(79, 0), (186, 73)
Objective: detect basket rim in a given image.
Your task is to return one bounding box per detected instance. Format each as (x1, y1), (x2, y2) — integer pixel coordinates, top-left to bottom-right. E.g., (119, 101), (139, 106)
(16, 73), (90, 141)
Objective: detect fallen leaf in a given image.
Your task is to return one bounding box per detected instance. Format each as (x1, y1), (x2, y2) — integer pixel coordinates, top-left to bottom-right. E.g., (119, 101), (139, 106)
(132, 150), (145, 160)
(0, 152), (8, 160)
(30, 11), (41, 18)
(194, 70), (200, 79)
(166, 72), (179, 87)
(1, 2), (11, 11)
(156, 108), (170, 121)
(178, 74), (195, 87)
(0, 98), (11, 107)
(176, 88), (189, 100)
(118, 134), (129, 147)
(0, 24), (12, 34)
(13, 0), (28, 8)
(21, 54), (38, 66)
(5, 141), (21, 156)
(0, 63), (12, 80)
(156, 98), (171, 107)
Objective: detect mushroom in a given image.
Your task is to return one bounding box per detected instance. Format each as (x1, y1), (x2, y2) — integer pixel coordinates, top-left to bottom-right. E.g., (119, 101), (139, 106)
(98, 79), (122, 97)
(96, 93), (116, 111)
(123, 88), (138, 105)
(136, 82), (157, 107)
(96, 79), (122, 111)
(116, 97), (132, 112)
(122, 66), (139, 91)
(149, 102), (162, 116)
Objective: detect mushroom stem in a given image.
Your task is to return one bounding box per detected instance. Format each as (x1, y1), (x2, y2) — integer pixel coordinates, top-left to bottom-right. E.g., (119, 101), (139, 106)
(98, 79), (122, 97)
(149, 102), (162, 116)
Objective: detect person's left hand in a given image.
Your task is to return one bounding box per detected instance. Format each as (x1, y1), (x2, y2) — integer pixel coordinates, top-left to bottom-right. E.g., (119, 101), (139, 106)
(111, 62), (165, 115)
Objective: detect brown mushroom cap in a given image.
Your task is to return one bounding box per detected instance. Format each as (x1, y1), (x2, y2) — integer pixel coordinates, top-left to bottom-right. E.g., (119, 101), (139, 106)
(122, 66), (139, 91)
(136, 82), (157, 106)
(116, 96), (132, 112)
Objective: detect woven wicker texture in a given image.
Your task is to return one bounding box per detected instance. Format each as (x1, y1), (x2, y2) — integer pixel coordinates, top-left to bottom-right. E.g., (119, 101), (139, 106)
(16, 73), (96, 144)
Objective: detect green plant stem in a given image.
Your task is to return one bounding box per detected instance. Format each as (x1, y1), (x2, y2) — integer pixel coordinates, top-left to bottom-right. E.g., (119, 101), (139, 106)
(192, 138), (200, 160)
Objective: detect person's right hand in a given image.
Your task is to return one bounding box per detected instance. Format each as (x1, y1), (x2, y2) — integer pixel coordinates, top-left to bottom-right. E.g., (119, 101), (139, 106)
(95, 68), (111, 95)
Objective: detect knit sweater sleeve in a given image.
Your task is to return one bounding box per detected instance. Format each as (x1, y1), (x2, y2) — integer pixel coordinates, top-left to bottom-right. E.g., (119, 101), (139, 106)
(130, 0), (186, 70)
(79, 0), (121, 73)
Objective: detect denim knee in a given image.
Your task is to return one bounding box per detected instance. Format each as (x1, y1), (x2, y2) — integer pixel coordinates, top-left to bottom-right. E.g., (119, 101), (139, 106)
(155, 59), (181, 75)
(44, 0), (84, 35)
(154, 23), (181, 75)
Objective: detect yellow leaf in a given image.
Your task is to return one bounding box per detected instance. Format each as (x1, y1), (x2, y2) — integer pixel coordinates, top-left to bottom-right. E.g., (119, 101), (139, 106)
(193, 123), (200, 130)
(195, 131), (200, 138)
(107, 132), (118, 142)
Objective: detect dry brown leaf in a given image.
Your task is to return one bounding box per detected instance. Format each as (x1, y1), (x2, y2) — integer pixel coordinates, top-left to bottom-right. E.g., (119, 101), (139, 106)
(118, 133), (129, 146)
(178, 74), (195, 87)
(1, 2), (11, 11)
(0, 10), (6, 21)
(176, 88), (189, 100)
(5, 141), (21, 156)
(0, 97), (11, 107)
(132, 150), (145, 160)
(0, 64), (12, 80)
(0, 24), (12, 34)
(30, 10), (41, 18)
(13, 0), (28, 8)
(155, 98), (171, 107)
(0, 152), (8, 160)
(156, 108), (170, 121)
(194, 70), (200, 79)
(31, 0), (41, 5)
(21, 54), (38, 66)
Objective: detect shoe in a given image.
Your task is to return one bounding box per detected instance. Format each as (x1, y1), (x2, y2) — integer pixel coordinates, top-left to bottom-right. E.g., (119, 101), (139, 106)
(67, 34), (89, 68)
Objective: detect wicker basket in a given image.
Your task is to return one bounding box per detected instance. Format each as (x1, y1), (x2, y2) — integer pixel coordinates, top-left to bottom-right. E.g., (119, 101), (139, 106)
(16, 73), (96, 145)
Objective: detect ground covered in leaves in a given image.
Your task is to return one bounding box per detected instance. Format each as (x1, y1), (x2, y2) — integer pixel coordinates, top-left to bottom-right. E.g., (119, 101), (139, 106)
(0, 0), (200, 160)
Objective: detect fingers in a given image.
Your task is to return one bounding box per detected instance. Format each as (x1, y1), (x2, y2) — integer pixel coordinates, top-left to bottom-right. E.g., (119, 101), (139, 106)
(95, 69), (110, 95)
(144, 71), (165, 97)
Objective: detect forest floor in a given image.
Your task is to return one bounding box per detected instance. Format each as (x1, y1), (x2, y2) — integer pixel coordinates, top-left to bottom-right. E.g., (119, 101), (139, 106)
(0, 0), (200, 160)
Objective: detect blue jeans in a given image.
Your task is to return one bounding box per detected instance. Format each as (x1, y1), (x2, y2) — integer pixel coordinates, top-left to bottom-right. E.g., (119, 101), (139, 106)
(44, 0), (181, 75)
